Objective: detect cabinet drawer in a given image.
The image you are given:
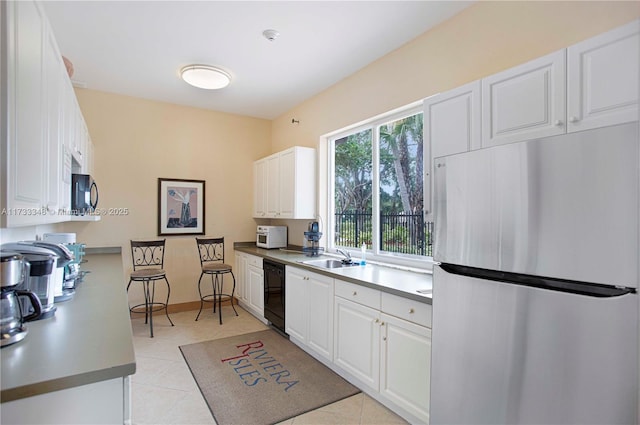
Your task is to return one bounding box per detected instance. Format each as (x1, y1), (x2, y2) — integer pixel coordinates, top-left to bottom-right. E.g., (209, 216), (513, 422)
(335, 280), (380, 310)
(246, 254), (263, 269)
(381, 292), (432, 328)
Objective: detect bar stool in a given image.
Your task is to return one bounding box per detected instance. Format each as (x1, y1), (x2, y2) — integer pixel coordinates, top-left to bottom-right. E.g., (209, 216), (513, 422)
(195, 237), (238, 324)
(127, 239), (174, 337)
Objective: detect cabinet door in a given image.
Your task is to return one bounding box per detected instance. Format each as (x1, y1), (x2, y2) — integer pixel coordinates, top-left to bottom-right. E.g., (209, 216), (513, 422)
(278, 149), (295, 218)
(253, 159), (267, 218)
(567, 20), (639, 132)
(234, 253), (246, 302)
(425, 80), (481, 160)
(334, 296), (380, 391)
(5, 1), (47, 226)
(71, 109), (86, 167)
(60, 78), (75, 213)
(482, 50), (566, 148)
(266, 154), (280, 218)
(247, 265), (264, 316)
(306, 272), (334, 361)
(380, 313), (431, 424)
(43, 23), (64, 221)
(284, 267), (308, 341)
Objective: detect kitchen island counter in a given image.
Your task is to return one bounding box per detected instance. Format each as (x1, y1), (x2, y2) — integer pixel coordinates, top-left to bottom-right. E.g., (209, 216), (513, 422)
(235, 244), (432, 304)
(0, 249), (135, 404)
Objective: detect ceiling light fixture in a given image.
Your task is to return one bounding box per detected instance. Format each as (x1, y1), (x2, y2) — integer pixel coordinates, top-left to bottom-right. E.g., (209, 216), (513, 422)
(262, 29), (280, 42)
(180, 65), (231, 90)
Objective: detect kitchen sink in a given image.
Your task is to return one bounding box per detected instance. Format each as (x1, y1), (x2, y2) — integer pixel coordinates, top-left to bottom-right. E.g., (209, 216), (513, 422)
(302, 258), (360, 269)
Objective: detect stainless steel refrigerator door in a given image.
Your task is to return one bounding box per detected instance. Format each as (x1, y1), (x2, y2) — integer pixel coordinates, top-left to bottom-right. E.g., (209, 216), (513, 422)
(433, 122), (639, 288)
(430, 265), (638, 425)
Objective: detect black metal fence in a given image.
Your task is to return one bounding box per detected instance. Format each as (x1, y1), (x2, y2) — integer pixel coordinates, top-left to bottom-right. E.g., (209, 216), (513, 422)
(334, 211), (433, 257)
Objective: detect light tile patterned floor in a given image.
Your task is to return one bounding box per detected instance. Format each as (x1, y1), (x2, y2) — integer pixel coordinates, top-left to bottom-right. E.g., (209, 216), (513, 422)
(130, 306), (408, 425)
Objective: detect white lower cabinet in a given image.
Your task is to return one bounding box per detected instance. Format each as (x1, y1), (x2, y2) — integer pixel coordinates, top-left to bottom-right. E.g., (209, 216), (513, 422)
(334, 295), (381, 390)
(380, 312), (431, 423)
(235, 252), (265, 322)
(285, 266), (334, 362)
(1, 377), (131, 425)
(247, 260), (264, 319)
(333, 279), (432, 424)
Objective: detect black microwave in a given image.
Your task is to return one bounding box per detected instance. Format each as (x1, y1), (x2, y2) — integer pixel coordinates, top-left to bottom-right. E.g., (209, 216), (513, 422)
(71, 174), (99, 215)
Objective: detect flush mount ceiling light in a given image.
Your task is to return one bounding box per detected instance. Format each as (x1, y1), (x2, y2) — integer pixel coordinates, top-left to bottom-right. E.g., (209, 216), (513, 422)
(180, 65), (231, 90)
(262, 29), (280, 42)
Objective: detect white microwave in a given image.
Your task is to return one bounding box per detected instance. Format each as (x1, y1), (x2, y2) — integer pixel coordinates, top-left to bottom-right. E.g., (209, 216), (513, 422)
(256, 226), (287, 249)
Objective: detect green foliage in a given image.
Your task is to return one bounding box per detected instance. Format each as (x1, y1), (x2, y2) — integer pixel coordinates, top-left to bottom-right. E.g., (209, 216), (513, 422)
(333, 113), (430, 256)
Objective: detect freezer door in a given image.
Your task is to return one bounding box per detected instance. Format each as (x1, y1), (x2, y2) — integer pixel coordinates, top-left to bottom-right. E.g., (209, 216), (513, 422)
(433, 122), (639, 288)
(430, 265), (638, 425)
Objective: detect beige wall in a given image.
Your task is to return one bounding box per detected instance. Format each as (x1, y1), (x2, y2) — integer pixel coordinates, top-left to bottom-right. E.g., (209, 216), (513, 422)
(60, 90), (271, 306)
(271, 1), (640, 151)
(270, 0), (640, 245)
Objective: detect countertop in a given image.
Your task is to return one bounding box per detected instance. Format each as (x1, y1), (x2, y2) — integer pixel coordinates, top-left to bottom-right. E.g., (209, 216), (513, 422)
(234, 244), (433, 304)
(1, 250), (136, 403)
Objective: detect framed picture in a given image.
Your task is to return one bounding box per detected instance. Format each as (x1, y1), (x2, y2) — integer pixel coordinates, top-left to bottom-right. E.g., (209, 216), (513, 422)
(158, 178), (205, 236)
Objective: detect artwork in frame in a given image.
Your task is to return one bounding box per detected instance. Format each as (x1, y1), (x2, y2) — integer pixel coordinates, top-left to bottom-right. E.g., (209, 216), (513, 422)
(158, 178), (205, 236)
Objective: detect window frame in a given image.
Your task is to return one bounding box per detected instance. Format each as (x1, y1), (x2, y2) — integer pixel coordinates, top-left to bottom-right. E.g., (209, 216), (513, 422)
(318, 100), (434, 271)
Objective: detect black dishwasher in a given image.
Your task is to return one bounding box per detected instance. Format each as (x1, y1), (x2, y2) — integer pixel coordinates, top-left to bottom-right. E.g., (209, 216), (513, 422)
(263, 259), (286, 334)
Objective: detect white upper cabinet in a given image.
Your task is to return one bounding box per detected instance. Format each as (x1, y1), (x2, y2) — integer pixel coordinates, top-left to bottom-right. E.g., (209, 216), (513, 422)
(567, 20), (639, 132)
(424, 80), (482, 160)
(2, 0), (94, 227)
(253, 146), (316, 219)
(3, 1), (47, 227)
(43, 20), (66, 221)
(278, 146), (315, 219)
(482, 50), (567, 148)
(265, 154), (280, 217)
(253, 159), (267, 218)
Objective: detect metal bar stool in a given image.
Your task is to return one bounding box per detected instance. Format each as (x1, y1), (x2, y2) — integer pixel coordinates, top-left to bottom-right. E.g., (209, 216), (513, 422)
(195, 237), (238, 324)
(126, 239), (174, 337)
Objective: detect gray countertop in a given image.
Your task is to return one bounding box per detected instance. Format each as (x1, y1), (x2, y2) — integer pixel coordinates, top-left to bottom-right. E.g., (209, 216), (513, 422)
(234, 244), (433, 304)
(1, 251), (136, 403)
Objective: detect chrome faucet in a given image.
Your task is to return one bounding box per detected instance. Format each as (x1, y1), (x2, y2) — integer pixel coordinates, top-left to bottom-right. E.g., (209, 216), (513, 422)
(336, 249), (352, 263)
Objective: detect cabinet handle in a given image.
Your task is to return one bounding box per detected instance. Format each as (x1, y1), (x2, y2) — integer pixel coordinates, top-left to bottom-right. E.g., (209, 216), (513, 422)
(569, 116), (579, 123)
(554, 120), (563, 126)
(380, 321), (385, 326)
(353, 291), (357, 296)
(383, 336), (387, 341)
(374, 318), (379, 324)
(409, 308), (415, 314)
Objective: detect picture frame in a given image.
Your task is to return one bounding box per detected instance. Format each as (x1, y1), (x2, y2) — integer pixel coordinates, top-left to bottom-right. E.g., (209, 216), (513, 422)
(158, 178), (205, 236)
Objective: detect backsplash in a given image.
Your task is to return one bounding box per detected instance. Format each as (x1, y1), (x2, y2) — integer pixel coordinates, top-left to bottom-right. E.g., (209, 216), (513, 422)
(0, 223), (64, 244)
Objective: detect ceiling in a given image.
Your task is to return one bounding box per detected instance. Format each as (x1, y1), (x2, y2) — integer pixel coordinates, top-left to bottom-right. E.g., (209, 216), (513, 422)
(43, 1), (473, 120)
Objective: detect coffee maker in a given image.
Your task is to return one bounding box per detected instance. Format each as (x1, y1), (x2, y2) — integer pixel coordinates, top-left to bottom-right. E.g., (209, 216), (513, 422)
(2, 241), (75, 304)
(1, 251), (42, 347)
(20, 253), (57, 319)
(303, 221), (324, 256)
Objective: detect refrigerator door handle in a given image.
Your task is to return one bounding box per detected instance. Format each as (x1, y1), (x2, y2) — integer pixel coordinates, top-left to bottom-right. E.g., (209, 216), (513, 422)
(440, 263), (636, 298)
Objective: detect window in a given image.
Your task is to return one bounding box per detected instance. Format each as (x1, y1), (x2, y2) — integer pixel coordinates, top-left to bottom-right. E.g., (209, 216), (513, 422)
(326, 104), (433, 268)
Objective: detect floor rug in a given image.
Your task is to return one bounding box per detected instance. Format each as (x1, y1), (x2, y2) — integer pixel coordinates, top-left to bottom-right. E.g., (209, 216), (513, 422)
(180, 329), (360, 425)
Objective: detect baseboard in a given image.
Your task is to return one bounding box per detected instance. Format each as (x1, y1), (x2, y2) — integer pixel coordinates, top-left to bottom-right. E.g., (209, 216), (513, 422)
(166, 298), (239, 314)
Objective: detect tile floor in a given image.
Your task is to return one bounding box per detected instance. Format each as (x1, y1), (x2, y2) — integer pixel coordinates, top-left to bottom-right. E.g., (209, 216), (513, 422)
(130, 305), (408, 425)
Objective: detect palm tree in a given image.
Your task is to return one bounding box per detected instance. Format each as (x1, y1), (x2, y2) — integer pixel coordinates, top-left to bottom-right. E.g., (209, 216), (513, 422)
(379, 114), (423, 213)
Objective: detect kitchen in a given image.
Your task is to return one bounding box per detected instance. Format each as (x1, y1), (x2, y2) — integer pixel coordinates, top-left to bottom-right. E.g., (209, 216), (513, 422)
(1, 1), (639, 424)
